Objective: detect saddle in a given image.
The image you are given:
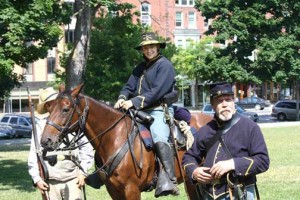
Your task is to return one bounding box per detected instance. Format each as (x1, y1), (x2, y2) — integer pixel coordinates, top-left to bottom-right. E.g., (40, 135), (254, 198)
(135, 107), (193, 150)
(86, 108), (193, 194)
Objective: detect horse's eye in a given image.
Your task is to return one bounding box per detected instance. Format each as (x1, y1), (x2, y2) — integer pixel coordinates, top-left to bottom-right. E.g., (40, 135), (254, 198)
(62, 107), (70, 114)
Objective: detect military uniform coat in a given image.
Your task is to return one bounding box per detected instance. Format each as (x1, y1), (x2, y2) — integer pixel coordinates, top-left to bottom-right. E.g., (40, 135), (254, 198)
(118, 55), (175, 110)
(182, 113), (270, 199)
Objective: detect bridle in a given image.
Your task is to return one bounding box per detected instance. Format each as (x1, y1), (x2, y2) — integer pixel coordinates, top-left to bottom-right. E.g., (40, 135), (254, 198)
(45, 91), (127, 151)
(44, 90), (143, 177)
(45, 91), (90, 150)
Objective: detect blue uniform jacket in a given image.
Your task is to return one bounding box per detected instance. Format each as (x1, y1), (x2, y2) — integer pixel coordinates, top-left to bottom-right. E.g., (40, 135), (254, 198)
(182, 113), (270, 199)
(118, 55), (176, 110)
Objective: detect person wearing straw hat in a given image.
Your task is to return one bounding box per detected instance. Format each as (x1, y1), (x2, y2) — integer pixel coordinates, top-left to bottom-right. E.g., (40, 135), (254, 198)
(182, 82), (270, 200)
(28, 87), (94, 200)
(114, 32), (179, 197)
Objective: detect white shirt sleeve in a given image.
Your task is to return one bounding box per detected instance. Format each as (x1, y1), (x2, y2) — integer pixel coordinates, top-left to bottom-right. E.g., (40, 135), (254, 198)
(27, 119), (45, 184)
(77, 135), (94, 175)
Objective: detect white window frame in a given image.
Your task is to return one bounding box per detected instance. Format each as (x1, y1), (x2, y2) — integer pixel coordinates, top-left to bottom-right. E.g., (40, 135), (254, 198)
(24, 63), (33, 75)
(204, 18), (212, 30)
(176, 39), (183, 48)
(176, 12), (183, 27)
(176, 0), (195, 6)
(47, 49), (56, 74)
(65, 29), (75, 43)
(47, 57), (56, 74)
(188, 12), (196, 28)
(141, 2), (151, 26)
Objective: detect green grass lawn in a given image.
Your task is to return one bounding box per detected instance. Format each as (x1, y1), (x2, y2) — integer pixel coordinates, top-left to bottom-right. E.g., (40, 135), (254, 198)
(0, 125), (299, 200)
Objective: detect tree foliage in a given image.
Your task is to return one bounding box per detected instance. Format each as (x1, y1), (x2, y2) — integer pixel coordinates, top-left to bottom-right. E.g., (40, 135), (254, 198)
(0, 0), (71, 98)
(195, 0), (300, 85)
(84, 3), (143, 101)
(84, 2), (177, 102)
(172, 37), (214, 80)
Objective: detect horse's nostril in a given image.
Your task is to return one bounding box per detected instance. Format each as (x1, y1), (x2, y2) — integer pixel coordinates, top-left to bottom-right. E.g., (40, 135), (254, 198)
(46, 137), (53, 145)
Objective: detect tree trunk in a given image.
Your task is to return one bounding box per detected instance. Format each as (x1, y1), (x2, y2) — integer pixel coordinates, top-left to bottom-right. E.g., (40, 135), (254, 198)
(194, 79), (199, 109)
(292, 78), (298, 100)
(66, 0), (91, 90)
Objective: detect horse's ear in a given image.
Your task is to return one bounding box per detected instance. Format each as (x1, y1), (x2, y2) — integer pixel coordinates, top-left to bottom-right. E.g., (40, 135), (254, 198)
(71, 83), (84, 96)
(59, 83), (66, 93)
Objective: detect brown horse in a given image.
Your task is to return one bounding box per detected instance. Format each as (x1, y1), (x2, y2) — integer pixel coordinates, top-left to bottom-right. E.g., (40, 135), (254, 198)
(40, 84), (212, 200)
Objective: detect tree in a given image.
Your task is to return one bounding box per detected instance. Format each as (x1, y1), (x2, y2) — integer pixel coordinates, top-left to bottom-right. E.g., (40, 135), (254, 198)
(84, 2), (142, 101)
(0, 0), (71, 99)
(172, 37), (215, 106)
(195, 0), (300, 92)
(83, 3), (177, 102)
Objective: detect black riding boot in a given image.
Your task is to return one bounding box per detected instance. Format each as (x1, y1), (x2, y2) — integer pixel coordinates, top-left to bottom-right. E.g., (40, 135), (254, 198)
(85, 154), (104, 189)
(154, 142), (180, 197)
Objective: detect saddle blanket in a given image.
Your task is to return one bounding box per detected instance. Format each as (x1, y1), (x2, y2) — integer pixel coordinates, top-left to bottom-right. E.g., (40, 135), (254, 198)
(137, 123), (153, 150)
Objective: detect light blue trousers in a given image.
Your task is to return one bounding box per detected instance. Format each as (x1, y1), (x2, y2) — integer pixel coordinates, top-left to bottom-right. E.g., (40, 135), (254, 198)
(146, 106), (174, 145)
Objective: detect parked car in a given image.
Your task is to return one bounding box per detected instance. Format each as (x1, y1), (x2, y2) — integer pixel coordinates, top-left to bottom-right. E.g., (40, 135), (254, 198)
(236, 96), (271, 110)
(271, 100), (300, 121)
(0, 125), (14, 139)
(0, 114), (39, 138)
(201, 104), (259, 122)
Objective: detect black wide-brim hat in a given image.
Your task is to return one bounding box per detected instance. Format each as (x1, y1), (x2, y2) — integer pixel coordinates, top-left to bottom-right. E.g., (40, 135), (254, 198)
(209, 82), (234, 99)
(135, 32), (166, 50)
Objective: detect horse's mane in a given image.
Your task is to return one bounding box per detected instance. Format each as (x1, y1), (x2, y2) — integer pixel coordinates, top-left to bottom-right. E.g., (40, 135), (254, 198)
(57, 88), (128, 117)
(81, 93), (124, 115)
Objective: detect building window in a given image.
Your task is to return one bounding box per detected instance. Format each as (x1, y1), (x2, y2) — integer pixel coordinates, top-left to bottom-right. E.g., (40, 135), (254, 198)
(177, 39), (183, 47)
(65, 29), (74, 43)
(176, 0), (194, 6)
(204, 17), (211, 30)
(141, 2), (151, 26)
(47, 57), (56, 74)
(24, 63), (33, 75)
(188, 12), (196, 28)
(176, 12), (183, 27)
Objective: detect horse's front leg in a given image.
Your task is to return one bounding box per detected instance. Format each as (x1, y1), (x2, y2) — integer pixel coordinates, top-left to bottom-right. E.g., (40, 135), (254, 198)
(124, 184), (142, 200)
(106, 182), (141, 200)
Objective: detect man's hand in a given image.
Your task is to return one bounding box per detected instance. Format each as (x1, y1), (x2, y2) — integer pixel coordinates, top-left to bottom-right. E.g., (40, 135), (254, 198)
(77, 174), (87, 188)
(178, 120), (194, 150)
(210, 159), (235, 179)
(114, 99), (133, 110)
(36, 180), (49, 194)
(178, 121), (191, 134)
(114, 99), (125, 109)
(192, 167), (213, 184)
(121, 100), (133, 110)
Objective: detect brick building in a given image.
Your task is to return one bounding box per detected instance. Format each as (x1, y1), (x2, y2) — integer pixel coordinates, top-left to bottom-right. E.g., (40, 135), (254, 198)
(120, 0), (207, 48)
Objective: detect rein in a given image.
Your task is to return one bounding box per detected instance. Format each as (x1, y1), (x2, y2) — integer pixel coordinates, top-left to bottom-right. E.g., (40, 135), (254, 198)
(46, 93), (89, 148)
(46, 92), (127, 151)
(45, 91), (144, 178)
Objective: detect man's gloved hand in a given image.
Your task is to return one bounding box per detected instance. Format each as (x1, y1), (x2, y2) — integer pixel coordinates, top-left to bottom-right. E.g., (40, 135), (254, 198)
(114, 99), (125, 109)
(179, 120), (191, 134)
(179, 120), (194, 150)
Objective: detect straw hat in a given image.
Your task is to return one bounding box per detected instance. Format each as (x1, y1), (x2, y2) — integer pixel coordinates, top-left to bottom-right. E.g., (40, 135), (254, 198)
(37, 87), (58, 114)
(135, 32), (166, 50)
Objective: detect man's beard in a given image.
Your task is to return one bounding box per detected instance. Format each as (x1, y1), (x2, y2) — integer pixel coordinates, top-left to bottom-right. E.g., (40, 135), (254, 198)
(217, 109), (233, 121)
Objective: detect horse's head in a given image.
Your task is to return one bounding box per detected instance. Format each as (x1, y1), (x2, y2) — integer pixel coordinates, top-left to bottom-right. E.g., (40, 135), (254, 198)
(40, 84), (85, 151)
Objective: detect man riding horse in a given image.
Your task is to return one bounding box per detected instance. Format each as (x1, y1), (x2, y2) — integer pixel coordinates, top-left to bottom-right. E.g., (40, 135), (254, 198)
(114, 32), (179, 196)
